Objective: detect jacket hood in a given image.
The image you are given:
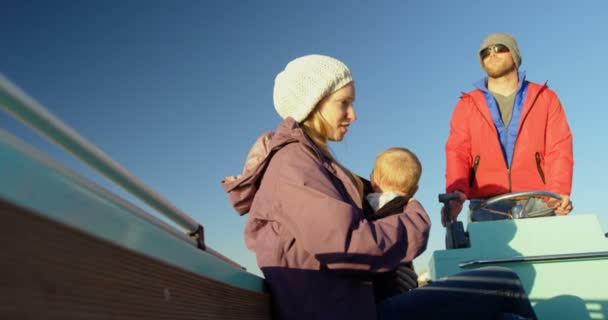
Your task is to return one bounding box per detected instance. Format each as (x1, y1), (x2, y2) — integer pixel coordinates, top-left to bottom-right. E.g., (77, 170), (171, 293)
(221, 117), (314, 215)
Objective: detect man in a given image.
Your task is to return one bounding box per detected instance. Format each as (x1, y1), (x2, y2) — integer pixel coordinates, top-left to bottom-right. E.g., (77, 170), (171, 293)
(444, 32), (573, 224)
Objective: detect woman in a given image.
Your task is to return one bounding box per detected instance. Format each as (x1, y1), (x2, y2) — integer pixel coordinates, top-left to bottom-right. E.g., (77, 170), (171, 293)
(223, 54), (537, 320)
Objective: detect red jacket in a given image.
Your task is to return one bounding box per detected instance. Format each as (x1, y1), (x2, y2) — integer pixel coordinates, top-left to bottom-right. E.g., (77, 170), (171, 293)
(446, 82), (573, 199)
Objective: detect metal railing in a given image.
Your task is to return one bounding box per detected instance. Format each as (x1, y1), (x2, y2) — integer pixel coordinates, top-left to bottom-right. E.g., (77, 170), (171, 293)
(0, 75), (242, 269)
(459, 251), (608, 268)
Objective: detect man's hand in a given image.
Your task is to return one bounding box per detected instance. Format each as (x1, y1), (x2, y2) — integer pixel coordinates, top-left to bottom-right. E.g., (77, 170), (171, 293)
(549, 194), (573, 215)
(441, 190), (466, 226)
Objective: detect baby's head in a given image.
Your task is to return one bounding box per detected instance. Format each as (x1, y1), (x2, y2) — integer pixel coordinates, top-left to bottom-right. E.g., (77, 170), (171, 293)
(370, 147), (421, 197)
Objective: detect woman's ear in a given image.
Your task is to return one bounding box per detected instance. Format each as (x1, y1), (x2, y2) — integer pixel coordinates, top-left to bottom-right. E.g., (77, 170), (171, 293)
(369, 171), (379, 191)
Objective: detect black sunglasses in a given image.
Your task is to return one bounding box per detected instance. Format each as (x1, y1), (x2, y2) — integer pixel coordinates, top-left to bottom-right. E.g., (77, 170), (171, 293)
(479, 44), (510, 59)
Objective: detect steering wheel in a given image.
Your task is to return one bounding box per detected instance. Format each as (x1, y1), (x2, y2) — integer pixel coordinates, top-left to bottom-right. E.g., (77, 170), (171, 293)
(472, 190), (562, 219)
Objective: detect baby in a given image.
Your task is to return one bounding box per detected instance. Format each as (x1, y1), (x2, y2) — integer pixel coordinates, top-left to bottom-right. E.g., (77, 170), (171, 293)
(366, 147), (421, 215)
(363, 147), (423, 301)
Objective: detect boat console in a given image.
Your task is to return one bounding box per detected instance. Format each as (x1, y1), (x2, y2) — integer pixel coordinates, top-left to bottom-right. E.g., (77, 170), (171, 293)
(431, 192), (608, 319)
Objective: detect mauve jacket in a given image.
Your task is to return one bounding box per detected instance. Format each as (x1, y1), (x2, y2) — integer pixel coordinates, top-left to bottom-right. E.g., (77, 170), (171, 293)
(223, 118), (431, 320)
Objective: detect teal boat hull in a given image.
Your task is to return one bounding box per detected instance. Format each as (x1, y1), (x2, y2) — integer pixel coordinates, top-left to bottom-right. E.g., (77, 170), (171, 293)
(0, 127), (271, 319)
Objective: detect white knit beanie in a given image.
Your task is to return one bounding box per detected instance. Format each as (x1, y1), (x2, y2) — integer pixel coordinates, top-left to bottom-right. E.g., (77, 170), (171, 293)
(273, 54), (353, 123)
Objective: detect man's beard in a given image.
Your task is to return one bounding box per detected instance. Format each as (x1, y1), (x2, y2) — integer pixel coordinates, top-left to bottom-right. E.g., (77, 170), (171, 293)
(484, 61), (517, 78)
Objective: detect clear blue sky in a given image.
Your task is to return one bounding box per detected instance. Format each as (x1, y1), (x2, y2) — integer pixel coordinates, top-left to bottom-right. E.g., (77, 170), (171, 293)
(2, 0), (607, 275)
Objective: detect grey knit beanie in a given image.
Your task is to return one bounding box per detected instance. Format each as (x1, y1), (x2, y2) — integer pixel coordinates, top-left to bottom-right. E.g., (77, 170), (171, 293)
(479, 33), (522, 69)
(273, 54), (353, 123)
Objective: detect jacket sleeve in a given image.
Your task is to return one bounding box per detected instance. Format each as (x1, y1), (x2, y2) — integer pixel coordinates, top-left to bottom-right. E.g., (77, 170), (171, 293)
(268, 143), (431, 272)
(446, 97), (473, 196)
(544, 92), (573, 195)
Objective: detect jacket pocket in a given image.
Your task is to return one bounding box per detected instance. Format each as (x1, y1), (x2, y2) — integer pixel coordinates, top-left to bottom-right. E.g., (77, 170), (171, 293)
(535, 152), (546, 184)
(469, 155), (480, 188)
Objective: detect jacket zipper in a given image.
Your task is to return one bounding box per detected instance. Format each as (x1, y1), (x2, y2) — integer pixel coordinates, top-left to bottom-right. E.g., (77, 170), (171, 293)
(509, 83), (548, 192)
(466, 93), (508, 191)
(516, 82), (548, 132)
(535, 152), (546, 184)
(469, 155), (480, 188)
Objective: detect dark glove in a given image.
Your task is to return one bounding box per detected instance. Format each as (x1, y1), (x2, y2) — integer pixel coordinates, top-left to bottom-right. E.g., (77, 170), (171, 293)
(395, 264), (418, 291)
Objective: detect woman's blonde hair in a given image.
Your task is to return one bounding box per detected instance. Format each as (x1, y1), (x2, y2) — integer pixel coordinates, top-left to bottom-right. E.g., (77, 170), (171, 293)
(301, 106), (365, 201)
(371, 147), (422, 196)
